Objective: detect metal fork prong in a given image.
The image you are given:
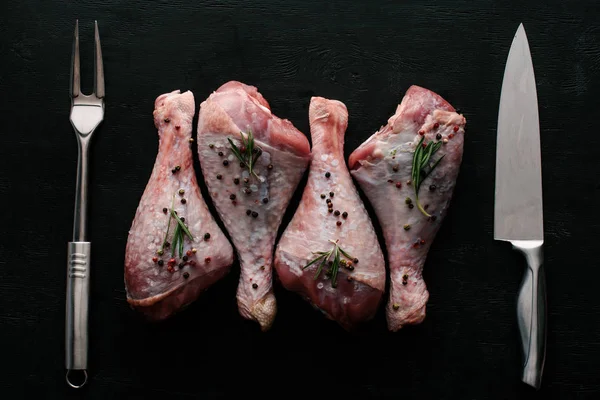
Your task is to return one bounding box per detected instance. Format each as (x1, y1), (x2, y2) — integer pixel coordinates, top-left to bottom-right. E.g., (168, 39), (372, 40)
(70, 19), (81, 98)
(93, 20), (105, 99)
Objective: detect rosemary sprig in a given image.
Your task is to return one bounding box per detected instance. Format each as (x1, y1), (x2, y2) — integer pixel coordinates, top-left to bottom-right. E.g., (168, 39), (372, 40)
(228, 129), (263, 180)
(159, 194), (195, 258)
(302, 240), (355, 288)
(411, 136), (445, 217)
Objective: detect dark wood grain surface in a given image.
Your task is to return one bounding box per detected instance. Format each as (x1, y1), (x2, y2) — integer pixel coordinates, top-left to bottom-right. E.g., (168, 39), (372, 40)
(1, 0), (599, 398)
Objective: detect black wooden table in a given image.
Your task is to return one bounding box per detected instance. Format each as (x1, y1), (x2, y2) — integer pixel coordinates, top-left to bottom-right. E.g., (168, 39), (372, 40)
(1, 1), (599, 398)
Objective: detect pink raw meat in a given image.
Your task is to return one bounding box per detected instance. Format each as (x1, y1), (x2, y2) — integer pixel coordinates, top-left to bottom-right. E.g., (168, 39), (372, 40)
(274, 96), (386, 330)
(197, 81), (310, 331)
(124, 90), (234, 321)
(349, 85), (466, 331)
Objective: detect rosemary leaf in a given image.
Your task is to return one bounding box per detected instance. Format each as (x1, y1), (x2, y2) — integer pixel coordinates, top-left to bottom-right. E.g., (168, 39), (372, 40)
(331, 246), (340, 287)
(171, 223), (180, 257)
(338, 247), (354, 260)
(161, 210), (173, 251)
(314, 255), (328, 280)
(228, 130), (262, 180)
(170, 209), (194, 240)
(411, 134), (445, 217)
(303, 253), (327, 269)
(179, 229), (184, 257)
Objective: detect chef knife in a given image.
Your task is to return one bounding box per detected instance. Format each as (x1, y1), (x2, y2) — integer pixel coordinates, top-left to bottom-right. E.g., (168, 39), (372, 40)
(494, 23), (546, 389)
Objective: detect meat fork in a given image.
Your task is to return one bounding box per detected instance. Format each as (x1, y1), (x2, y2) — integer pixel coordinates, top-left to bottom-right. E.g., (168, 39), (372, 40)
(65, 19), (104, 389)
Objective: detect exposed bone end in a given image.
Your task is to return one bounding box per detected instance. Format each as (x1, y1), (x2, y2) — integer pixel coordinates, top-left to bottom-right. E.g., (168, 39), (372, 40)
(253, 292), (277, 332)
(386, 268), (429, 332)
(237, 290), (277, 331)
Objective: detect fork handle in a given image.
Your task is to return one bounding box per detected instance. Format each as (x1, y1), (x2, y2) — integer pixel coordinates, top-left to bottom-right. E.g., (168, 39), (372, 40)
(72, 137), (89, 241)
(66, 241), (90, 388)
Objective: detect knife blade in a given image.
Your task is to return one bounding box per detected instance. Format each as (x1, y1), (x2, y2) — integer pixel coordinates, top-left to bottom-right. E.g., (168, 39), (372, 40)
(494, 23), (546, 390)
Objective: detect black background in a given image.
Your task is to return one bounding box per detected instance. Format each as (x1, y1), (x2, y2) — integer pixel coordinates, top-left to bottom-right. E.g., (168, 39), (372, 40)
(1, 1), (599, 399)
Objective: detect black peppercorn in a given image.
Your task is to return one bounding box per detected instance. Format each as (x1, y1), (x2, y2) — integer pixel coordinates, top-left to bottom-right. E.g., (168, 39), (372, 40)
(183, 272), (190, 279)
(209, 143), (214, 148)
(252, 283), (258, 289)
(408, 204), (414, 209)
(334, 210), (340, 216)
(342, 212), (348, 219)
(216, 174), (222, 180)
(262, 198), (268, 204)
(157, 260), (164, 266)
(251, 211), (258, 218)
(353, 258), (358, 264)
(204, 233), (211, 240)
(246, 209), (252, 216)
(165, 241), (170, 248)
(234, 178), (240, 185)
(320, 194), (326, 199)
(162, 208), (168, 214)
(328, 208), (333, 213)
(181, 198), (187, 204)
(325, 172), (331, 178)
(329, 192), (334, 197)
(326, 199), (331, 204)
(183, 255), (188, 262)
(218, 151), (223, 156)
(429, 184), (436, 191)
(267, 164), (273, 170)
(180, 217), (185, 223)
(336, 221), (342, 226)
(223, 160), (229, 166)
(436, 133), (442, 140)
(230, 194), (236, 200)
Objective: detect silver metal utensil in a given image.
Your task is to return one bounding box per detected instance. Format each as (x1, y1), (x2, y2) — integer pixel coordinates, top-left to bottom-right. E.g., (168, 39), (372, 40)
(65, 19), (105, 389)
(494, 23), (546, 389)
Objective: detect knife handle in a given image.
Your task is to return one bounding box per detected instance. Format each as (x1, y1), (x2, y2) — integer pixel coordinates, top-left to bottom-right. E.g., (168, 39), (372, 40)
(65, 241), (90, 388)
(513, 240), (546, 390)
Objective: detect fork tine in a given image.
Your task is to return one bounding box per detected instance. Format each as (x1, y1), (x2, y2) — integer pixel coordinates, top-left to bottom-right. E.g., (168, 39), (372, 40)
(70, 19), (80, 98)
(94, 20), (105, 98)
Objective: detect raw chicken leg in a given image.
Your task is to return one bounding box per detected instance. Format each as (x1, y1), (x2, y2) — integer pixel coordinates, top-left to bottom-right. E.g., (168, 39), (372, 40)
(125, 90), (234, 321)
(349, 85), (466, 331)
(274, 97), (385, 330)
(196, 81), (310, 331)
